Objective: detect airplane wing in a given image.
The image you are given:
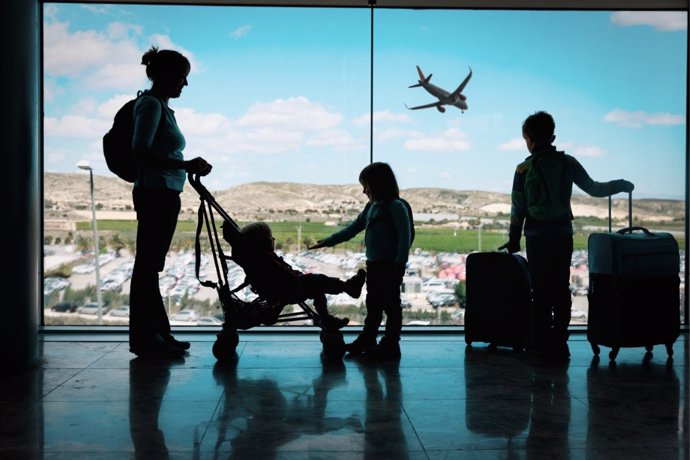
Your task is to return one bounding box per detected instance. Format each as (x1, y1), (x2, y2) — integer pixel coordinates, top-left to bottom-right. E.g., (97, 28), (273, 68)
(405, 102), (441, 110)
(450, 66), (472, 99)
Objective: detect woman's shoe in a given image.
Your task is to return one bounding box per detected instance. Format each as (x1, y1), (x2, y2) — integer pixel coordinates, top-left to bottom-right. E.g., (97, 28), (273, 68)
(131, 335), (186, 359)
(163, 334), (191, 350)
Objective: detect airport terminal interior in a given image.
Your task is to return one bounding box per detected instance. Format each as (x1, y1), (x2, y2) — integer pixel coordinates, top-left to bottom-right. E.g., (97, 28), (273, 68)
(2, 0), (688, 459)
(0, 330), (687, 459)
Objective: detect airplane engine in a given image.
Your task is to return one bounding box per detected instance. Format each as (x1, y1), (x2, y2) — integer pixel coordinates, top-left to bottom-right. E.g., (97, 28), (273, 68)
(437, 105), (446, 113)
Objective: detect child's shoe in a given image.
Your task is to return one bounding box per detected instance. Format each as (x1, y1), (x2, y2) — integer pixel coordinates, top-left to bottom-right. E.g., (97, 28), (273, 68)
(344, 336), (377, 355)
(344, 269), (366, 298)
(365, 337), (401, 361)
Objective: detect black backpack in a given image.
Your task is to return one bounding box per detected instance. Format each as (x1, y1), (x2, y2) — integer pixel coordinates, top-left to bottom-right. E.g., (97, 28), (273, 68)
(102, 91), (162, 183)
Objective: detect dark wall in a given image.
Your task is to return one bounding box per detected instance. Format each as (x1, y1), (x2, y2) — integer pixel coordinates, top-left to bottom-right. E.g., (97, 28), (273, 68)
(1, 0), (40, 375)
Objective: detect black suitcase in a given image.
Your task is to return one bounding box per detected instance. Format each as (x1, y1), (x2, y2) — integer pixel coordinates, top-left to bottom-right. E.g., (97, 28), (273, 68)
(465, 251), (531, 351)
(587, 194), (681, 360)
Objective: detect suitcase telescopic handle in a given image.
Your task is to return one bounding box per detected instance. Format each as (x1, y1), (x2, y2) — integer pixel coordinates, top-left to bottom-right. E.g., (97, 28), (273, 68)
(616, 226), (653, 236)
(608, 191), (633, 233)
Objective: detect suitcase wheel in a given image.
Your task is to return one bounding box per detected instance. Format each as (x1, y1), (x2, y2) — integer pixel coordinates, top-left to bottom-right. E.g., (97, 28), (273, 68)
(609, 348), (619, 360)
(591, 343), (600, 356)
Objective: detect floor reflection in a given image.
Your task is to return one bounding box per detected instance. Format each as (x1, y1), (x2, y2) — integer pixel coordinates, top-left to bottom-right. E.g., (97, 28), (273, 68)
(587, 357), (682, 458)
(206, 354), (362, 459)
(526, 361), (571, 460)
(352, 358), (409, 460)
(129, 356), (184, 459)
(0, 335), (686, 458)
(464, 348), (532, 458)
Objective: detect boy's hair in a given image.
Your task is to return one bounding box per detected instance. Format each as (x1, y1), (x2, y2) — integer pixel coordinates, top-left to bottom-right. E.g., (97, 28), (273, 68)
(359, 162), (400, 201)
(241, 222), (274, 251)
(522, 111), (555, 145)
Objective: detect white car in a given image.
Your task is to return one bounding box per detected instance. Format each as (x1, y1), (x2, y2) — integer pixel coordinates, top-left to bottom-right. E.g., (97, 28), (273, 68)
(109, 306), (130, 317)
(170, 310), (199, 322)
(77, 302), (108, 315)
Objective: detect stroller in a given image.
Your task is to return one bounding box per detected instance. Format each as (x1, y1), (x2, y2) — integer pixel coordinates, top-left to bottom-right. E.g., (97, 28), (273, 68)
(188, 174), (348, 362)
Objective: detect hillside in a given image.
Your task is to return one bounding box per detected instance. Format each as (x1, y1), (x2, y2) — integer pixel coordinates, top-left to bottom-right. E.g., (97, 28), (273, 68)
(44, 172), (683, 224)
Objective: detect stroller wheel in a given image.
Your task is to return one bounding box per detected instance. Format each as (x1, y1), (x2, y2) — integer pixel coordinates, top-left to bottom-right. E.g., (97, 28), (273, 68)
(320, 330), (346, 360)
(213, 328), (239, 362)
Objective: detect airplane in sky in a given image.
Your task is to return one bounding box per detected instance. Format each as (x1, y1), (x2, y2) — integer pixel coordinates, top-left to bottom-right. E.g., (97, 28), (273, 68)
(405, 65), (472, 113)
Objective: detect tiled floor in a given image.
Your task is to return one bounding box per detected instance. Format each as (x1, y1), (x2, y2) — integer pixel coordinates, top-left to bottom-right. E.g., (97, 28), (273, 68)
(0, 331), (687, 459)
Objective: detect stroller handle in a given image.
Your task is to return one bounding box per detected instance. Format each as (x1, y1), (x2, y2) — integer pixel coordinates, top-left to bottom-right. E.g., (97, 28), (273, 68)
(188, 172), (242, 243)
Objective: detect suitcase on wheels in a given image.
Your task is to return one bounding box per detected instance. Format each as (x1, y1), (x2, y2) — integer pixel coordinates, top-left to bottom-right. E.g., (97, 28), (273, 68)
(465, 251), (531, 351)
(587, 193), (680, 360)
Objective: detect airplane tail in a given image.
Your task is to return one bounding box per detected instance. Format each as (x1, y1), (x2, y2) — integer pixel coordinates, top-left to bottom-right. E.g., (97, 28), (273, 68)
(409, 65), (432, 88)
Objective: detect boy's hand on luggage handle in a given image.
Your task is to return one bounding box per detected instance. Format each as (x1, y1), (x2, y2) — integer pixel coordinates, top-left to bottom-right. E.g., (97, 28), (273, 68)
(621, 180), (634, 193)
(498, 240), (520, 254)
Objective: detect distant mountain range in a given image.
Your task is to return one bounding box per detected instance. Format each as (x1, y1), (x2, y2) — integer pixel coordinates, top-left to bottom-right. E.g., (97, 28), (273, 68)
(44, 172), (684, 224)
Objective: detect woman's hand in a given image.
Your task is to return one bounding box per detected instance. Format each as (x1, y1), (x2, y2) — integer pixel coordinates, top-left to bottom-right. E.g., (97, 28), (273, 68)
(185, 157), (213, 176)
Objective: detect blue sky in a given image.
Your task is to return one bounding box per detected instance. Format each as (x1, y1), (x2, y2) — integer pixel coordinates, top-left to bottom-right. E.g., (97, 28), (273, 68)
(43, 4), (687, 199)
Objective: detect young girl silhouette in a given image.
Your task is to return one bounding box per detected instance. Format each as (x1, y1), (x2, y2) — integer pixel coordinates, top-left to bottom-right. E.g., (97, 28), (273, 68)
(309, 162), (413, 360)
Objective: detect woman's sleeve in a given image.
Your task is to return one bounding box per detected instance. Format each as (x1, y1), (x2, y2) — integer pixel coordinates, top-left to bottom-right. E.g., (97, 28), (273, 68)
(132, 96), (162, 151)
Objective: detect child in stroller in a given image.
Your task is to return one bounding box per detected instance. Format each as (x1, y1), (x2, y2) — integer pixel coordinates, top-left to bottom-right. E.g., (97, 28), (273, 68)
(233, 222), (366, 331)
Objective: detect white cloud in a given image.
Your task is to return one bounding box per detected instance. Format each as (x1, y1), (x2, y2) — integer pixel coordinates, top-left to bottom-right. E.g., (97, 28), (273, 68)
(571, 145), (606, 158)
(404, 128), (470, 153)
(238, 97), (342, 131)
(611, 11), (687, 31)
(231, 25), (252, 39)
(44, 115), (110, 139)
(43, 19), (198, 91)
(498, 137), (525, 151)
(603, 109), (686, 128)
(307, 129), (362, 150)
(43, 21), (140, 78)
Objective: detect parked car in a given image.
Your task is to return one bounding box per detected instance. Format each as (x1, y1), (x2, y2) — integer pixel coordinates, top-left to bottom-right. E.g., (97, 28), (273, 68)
(44, 277), (70, 296)
(426, 289), (455, 304)
(421, 278), (448, 292)
(170, 309), (199, 322)
(430, 293), (458, 308)
(109, 306), (130, 317)
(77, 302), (108, 315)
(50, 301), (77, 313)
(197, 316), (223, 326)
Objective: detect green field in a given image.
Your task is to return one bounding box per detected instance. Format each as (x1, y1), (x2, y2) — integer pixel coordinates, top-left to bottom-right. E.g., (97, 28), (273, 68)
(73, 218), (685, 253)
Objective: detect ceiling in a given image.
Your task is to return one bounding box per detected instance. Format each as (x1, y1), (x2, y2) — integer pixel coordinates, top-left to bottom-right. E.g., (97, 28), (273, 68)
(49, 1), (689, 10)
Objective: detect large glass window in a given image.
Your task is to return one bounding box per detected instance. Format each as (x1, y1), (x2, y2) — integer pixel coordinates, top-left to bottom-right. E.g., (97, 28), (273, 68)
(43, 4), (687, 328)
(373, 9), (687, 326)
